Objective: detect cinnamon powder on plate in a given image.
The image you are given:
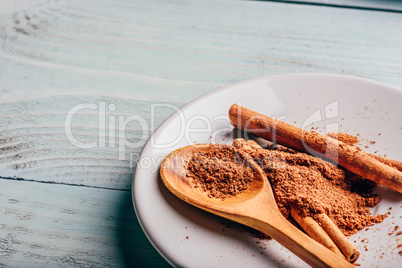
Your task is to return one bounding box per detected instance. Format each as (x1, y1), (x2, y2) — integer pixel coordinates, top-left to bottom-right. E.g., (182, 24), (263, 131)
(238, 144), (387, 236)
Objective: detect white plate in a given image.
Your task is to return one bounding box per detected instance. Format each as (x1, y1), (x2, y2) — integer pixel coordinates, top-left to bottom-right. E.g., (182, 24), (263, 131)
(133, 74), (402, 267)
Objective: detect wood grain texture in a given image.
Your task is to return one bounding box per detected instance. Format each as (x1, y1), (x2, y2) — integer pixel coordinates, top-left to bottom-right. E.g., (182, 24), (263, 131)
(0, 0), (401, 267)
(0, 95), (182, 189)
(1, 0), (402, 105)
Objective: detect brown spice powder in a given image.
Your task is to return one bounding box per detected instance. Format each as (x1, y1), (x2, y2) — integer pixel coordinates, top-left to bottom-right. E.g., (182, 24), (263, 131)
(186, 146), (254, 200)
(327, 131), (360, 146)
(238, 143), (387, 236)
(186, 139), (388, 237)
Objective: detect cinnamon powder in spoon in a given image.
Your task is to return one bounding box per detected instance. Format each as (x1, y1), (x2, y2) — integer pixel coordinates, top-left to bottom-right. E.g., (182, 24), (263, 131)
(187, 145), (254, 200)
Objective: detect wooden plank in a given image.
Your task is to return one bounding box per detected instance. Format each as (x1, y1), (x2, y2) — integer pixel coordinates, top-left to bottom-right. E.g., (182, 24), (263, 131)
(0, 179), (169, 267)
(0, 95), (182, 190)
(260, 0), (402, 12)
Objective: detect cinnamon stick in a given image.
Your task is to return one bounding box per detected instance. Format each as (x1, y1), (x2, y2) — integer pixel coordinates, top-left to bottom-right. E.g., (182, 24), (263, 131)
(369, 154), (402, 173)
(291, 209), (344, 258)
(228, 104), (402, 194)
(316, 213), (359, 263)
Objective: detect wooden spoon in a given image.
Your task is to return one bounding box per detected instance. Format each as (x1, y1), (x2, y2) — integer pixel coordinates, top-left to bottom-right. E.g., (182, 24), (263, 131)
(160, 144), (354, 268)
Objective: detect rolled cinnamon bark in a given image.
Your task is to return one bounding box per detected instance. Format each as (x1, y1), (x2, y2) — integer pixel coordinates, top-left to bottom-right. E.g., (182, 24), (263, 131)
(316, 213), (359, 263)
(290, 209), (344, 258)
(369, 154), (402, 173)
(229, 104), (402, 194)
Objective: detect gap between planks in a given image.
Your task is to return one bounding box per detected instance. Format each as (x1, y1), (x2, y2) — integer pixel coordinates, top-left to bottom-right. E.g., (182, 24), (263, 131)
(0, 175), (131, 192)
(252, 0), (402, 14)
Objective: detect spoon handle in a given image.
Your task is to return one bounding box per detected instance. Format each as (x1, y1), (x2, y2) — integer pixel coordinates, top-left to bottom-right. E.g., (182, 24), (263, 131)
(253, 214), (354, 268)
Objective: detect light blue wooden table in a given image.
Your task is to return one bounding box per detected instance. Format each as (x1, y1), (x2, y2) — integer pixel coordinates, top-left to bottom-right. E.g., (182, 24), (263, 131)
(1, 0), (401, 267)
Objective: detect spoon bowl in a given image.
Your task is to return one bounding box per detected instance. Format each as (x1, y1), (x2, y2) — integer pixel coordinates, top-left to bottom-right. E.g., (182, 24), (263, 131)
(161, 144), (266, 209)
(160, 143), (354, 268)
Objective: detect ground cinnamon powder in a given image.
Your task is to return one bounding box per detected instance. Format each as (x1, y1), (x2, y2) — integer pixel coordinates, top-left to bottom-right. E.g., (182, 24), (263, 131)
(327, 132), (359, 146)
(186, 145), (254, 200)
(238, 143), (387, 236)
(186, 141), (387, 236)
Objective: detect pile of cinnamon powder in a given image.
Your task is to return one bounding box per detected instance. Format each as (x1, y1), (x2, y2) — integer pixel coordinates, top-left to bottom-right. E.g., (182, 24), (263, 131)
(186, 140), (387, 236)
(186, 145), (254, 200)
(238, 143), (387, 236)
